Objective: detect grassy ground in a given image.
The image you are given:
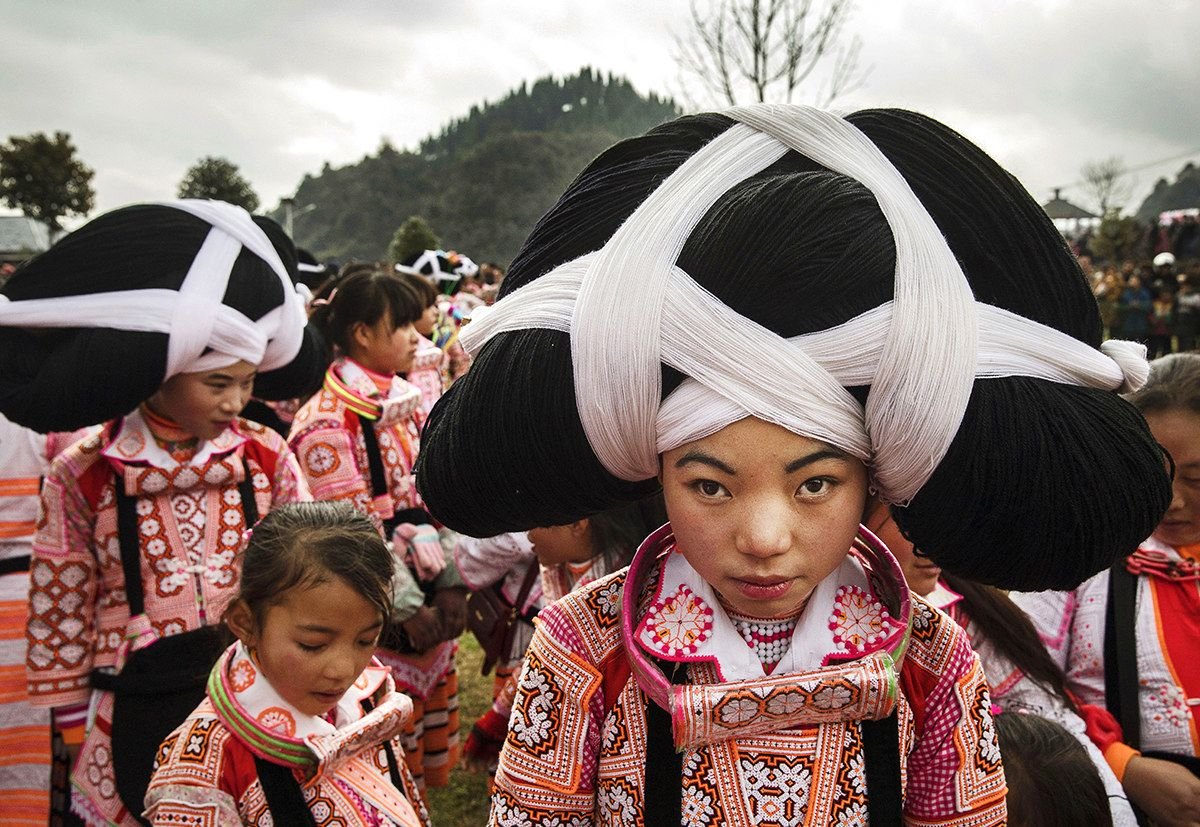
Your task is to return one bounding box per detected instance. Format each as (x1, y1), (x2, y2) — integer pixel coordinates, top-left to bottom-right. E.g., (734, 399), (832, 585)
(425, 634), (494, 825)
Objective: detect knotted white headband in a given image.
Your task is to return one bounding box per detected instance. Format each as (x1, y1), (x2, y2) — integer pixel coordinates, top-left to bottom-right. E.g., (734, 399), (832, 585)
(0, 199), (307, 381)
(461, 106), (1149, 505)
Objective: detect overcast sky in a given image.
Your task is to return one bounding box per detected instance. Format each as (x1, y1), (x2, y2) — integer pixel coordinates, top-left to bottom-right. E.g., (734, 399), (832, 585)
(3, 0), (1198, 226)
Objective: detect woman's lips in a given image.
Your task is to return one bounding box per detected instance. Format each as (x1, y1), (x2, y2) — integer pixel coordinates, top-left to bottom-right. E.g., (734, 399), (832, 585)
(734, 576), (795, 601)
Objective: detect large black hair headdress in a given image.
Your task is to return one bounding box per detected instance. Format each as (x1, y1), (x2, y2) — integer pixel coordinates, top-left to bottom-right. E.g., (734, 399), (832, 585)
(0, 200), (327, 431)
(418, 106), (1170, 590)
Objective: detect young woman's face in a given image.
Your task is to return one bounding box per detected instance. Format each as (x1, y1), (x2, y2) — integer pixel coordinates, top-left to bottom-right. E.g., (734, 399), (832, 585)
(415, 303), (438, 338)
(351, 314), (419, 376)
(1146, 409), (1200, 548)
(233, 574), (383, 717)
(145, 360), (256, 441)
(660, 417), (868, 617)
(864, 500), (941, 597)
(527, 521), (594, 566)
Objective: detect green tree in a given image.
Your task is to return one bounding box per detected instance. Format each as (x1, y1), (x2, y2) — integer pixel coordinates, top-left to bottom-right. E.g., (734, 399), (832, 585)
(388, 216), (440, 264)
(0, 131), (95, 233)
(177, 156), (259, 212)
(1089, 212), (1142, 264)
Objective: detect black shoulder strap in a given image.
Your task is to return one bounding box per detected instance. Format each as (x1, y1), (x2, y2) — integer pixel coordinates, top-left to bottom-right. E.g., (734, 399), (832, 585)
(861, 713), (903, 827)
(643, 660), (685, 825)
(254, 756), (318, 826)
(356, 413), (389, 499)
(1104, 560), (1141, 750)
(643, 698), (682, 825)
(114, 456), (259, 617)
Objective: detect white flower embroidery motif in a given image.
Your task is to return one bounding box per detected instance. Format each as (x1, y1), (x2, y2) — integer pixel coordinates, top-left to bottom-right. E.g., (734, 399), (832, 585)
(641, 585), (713, 656)
(766, 690), (805, 717)
(835, 801), (869, 826)
(828, 585), (890, 654)
(717, 696), (760, 725)
(511, 668), (558, 748)
(812, 684), (853, 710)
(599, 783), (637, 822)
(978, 701), (1001, 765)
(594, 580), (622, 617)
(681, 785), (716, 826)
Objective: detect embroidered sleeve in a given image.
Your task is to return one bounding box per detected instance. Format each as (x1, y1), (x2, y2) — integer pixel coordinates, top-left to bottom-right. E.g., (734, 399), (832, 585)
(25, 464), (99, 708)
(903, 612), (1007, 826)
(145, 716), (249, 826)
(289, 424), (378, 528)
(144, 782), (243, 827)
(490, 604), (604, 825)
(270, 445), (312, 508)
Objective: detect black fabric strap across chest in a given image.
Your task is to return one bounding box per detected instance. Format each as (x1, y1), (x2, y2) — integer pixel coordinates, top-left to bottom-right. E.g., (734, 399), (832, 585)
(1104, 560), (1141, 750)
(355, 412), (432, 534)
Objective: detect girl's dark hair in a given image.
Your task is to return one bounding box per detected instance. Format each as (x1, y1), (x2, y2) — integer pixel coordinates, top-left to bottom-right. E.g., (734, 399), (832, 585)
(308, 267), (424, 353)
(588, 492), (666, 570)
(995, 712), (1114, 827)
(234, 501), (394, 628)
(941, 572), (1075, 711)
(416, 110), (1170, 591)
(402, 273), (439, 308)
(1126, 352), (1200, 415)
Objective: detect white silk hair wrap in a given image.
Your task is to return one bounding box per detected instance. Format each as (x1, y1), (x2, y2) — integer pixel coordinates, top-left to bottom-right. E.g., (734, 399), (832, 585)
(459, 105), (1150, 506)
(0, 199), (307, 380)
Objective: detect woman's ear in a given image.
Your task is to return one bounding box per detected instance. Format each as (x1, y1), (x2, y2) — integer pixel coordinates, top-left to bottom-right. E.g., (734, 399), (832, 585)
(569, 518), (590, 537)
(350, 321), (371, 351)
(224, 599), (259, 648)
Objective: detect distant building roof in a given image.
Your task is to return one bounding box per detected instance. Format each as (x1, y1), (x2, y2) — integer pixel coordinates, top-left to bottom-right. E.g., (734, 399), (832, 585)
(0, 215), (50, 257)
(1041, 188), (1097, 220)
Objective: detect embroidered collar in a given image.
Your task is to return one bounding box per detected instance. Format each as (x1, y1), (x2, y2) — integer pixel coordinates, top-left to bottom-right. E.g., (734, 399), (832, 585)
(325, 358), (422, 427)
(101, 407), (246, 472)
(634, 537), (906, 682)
(207, 642), (411, 776)
(621, 523), (911, 749)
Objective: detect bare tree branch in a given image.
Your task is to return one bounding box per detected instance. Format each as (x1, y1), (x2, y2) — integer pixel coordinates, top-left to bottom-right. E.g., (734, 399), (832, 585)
(672, 0), (867, 107)
(1080, 156), (1134, 216)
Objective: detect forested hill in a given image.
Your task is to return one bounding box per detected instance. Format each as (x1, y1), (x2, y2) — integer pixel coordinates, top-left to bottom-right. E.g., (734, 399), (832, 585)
(1135, 162), (1200, 224)
(281, 68), (680, 264)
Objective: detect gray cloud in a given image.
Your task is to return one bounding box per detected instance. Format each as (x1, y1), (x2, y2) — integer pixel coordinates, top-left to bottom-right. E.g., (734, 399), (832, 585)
(2, 0), (1196, 220)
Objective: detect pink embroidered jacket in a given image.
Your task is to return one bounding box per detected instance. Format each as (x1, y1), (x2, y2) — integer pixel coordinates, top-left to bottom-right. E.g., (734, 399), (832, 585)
(490, 528), (1007, 827)
(25, 412), (308, 826)
(288, 358), (425, 537)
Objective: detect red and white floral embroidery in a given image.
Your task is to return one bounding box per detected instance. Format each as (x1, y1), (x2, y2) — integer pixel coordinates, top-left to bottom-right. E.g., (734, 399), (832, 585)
(828, 585), (894, 655)
(639, 584), (714, 657)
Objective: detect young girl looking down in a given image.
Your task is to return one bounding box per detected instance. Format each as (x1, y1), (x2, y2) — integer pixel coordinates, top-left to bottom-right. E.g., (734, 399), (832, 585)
(289, 267), (466, 794)
(415, 106), (1170, 824)
(145, 501), (428, 826)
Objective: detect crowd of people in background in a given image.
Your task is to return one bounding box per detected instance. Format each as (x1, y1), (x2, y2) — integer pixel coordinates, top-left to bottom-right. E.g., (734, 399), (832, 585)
(0, 105), (1196, 827)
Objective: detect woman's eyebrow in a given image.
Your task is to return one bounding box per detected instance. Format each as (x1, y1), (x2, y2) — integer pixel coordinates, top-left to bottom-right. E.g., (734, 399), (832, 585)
(785, 448), (851, 474)
(674, 450), (736, 475)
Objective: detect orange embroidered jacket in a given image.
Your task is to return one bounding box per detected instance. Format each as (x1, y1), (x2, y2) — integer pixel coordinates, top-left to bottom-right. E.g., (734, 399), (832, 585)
(146, 643), (429, 827)
(490, 532), (1007, 826)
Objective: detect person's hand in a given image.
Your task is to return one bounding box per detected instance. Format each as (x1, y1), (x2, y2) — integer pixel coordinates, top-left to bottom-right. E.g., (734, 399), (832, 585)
(394, 523), (446, 581)
(433, 587), (468, 640)
(400, 606), (443, 653)
(1124, 755), (1200, 827)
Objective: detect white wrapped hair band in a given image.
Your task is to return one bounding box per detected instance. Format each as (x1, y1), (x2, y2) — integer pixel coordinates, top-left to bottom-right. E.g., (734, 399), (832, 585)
(0, 199), (306, 380)
(462, 106), (1149, 505)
